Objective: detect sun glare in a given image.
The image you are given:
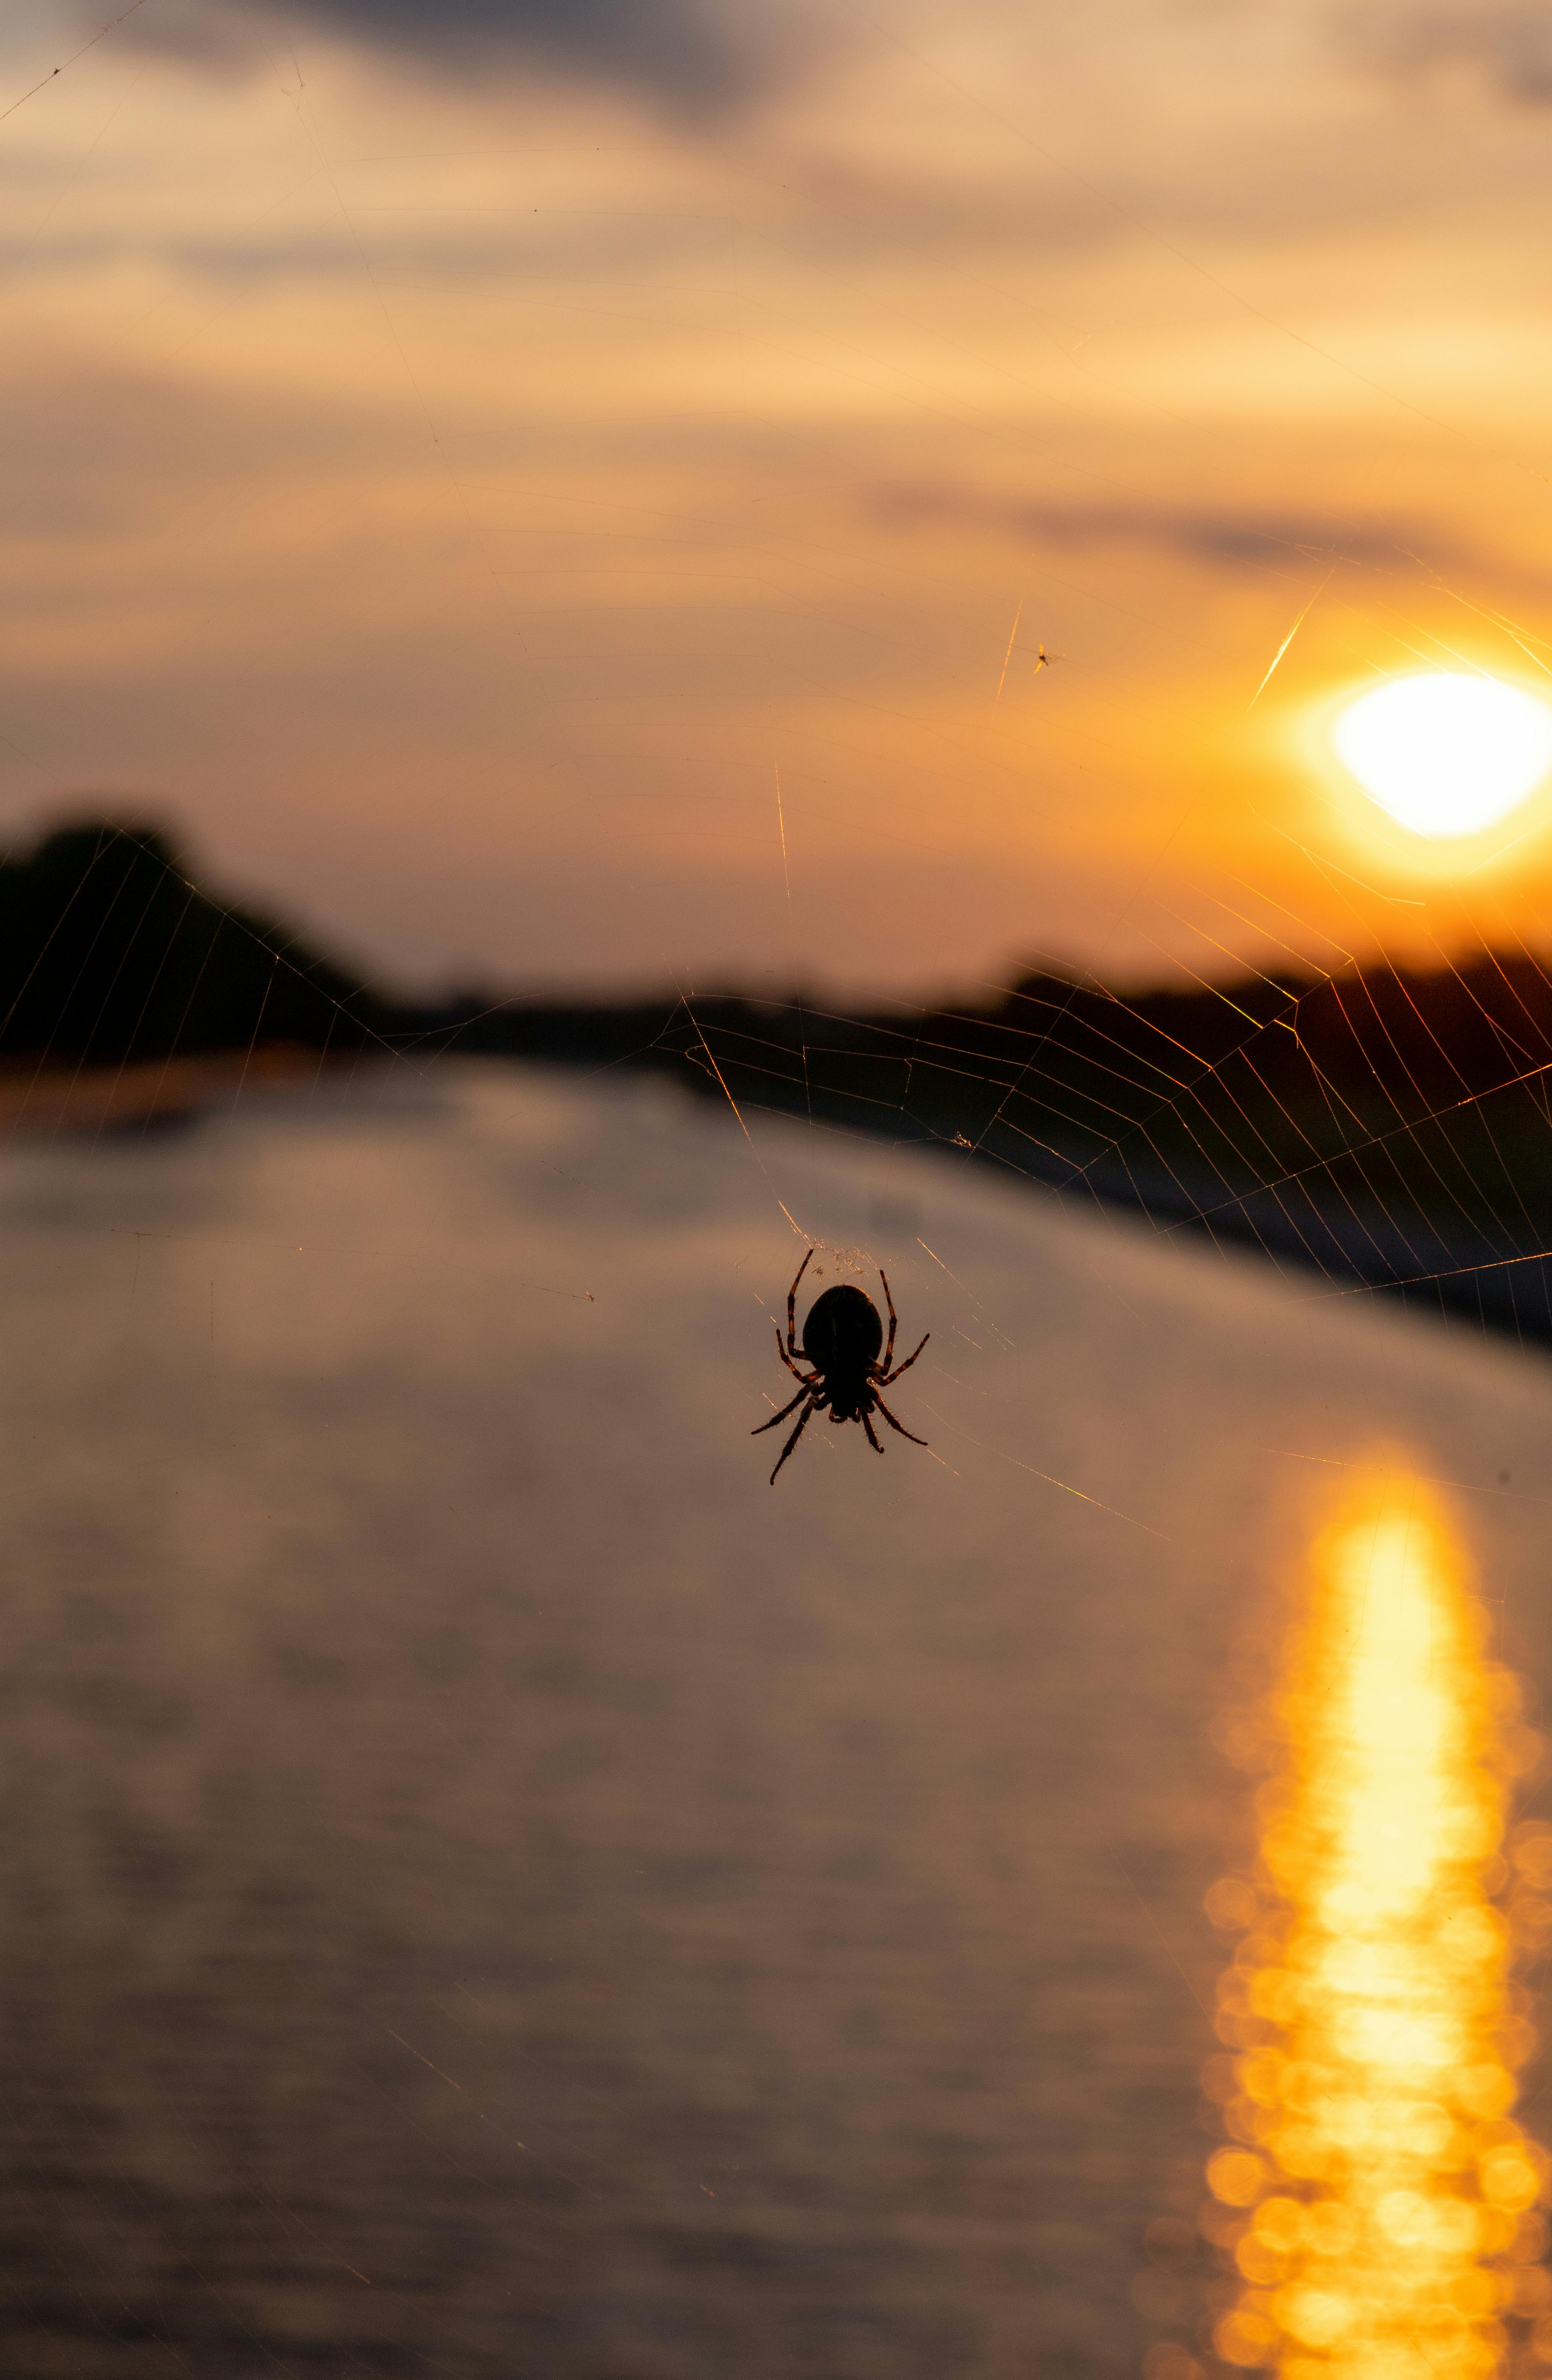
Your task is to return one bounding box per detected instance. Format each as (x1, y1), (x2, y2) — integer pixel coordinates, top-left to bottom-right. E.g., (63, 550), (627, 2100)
(1204, 1472), (1551, 2380)
(1332, 674), (1552, 838)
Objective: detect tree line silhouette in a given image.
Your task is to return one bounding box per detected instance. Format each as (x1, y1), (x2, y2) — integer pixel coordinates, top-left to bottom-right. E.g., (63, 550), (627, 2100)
(7, 814), (1552, 1341)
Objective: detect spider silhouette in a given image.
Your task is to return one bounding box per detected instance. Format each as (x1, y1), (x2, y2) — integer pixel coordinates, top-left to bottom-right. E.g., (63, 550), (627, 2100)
(753, 1248), (930, 1485)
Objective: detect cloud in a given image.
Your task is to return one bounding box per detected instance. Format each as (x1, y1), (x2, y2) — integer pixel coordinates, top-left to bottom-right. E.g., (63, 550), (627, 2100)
(1343, 5), (1552, 106)
(871, 483), (1461, 576)
(0, 352), (421, 558)
(167, 0), (808, 115)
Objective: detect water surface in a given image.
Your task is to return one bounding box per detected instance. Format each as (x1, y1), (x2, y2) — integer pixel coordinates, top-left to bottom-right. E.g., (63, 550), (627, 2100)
(1, 1062), (1548, 2378)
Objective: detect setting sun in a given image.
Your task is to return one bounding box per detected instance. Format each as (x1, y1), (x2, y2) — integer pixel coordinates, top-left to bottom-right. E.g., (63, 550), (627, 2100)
(1333, 674), (1552, 840)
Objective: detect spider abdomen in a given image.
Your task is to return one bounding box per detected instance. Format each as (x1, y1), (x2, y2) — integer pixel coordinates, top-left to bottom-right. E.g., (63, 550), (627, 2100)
(801, 1283), (884, 1368)
(801, 1283), (883, 1417)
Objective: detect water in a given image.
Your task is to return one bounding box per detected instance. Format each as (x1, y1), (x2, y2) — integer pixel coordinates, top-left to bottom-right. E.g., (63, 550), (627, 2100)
(0, 1062), (1549, 2378)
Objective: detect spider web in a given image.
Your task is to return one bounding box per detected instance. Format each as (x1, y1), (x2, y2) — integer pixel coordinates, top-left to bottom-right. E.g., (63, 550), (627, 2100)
(667, 861), (1552, 1358)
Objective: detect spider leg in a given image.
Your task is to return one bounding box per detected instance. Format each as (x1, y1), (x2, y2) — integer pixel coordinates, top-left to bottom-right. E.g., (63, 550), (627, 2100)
(785, 1247), (815, 1361)
(874, 1394), (928, 1448)
(775, 1326), (817, 1387)
(877, 1268), (898, 1372)
(862, 1410), (884, 1454)
(768, 1394), (819, 1485)
(878, 1332), (929, 1386)
(753, 1383), (812, 1436)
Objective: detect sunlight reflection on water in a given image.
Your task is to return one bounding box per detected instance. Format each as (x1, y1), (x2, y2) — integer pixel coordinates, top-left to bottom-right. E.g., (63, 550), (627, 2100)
(1204, 1466), (1551, 2380)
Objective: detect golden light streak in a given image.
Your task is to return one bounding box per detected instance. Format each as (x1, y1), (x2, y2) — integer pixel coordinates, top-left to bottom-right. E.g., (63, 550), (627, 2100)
(774, 760), (793, 914)
(1246, 575), (1332, 714)
(1202, 1470), (1551, 2380)
(994, 595), (1024, 706)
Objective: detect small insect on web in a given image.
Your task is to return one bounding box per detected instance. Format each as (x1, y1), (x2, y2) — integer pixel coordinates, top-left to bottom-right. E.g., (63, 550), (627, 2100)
(753, 1247), (931, 1485)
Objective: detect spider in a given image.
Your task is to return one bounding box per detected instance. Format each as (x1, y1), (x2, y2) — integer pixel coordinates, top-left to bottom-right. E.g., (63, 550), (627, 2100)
(753, 1247), (930, 1485)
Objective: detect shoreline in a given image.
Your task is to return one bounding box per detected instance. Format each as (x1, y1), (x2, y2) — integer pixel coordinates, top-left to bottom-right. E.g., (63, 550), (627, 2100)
(0, 1045), (333, 1138)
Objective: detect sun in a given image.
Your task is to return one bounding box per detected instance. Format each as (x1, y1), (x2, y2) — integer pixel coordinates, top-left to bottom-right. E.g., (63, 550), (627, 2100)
(1332, 670), (1552, 838)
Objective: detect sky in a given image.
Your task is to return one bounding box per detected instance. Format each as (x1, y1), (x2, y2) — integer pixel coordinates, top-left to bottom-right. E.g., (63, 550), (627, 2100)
(3, 0), (1552, 996)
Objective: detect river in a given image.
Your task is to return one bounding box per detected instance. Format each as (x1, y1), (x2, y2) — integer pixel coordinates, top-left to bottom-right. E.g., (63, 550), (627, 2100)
(0, 1061), (1547, 2378)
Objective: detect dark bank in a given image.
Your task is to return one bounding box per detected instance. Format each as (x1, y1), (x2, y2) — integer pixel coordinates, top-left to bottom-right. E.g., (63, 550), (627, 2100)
(6, 815), (1549, 1349)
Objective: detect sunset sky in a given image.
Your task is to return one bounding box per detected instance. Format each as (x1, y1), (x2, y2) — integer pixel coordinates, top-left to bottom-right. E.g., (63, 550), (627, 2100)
(4, 0), (1552, 994)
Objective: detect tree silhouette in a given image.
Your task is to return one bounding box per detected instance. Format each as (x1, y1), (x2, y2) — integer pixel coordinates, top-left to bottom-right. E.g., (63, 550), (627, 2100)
(0, 820), (384, 1063)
